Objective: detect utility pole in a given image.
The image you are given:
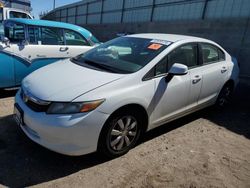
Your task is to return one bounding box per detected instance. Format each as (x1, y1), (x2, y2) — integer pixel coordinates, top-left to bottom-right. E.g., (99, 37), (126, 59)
(53, 0), (56, 9)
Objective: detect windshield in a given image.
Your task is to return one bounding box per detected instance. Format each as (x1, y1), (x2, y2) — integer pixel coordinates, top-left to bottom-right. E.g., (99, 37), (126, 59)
(71, 37), (171, 74)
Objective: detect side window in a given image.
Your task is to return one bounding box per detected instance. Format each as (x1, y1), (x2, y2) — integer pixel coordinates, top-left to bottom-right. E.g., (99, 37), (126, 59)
(153, 44), (198, 77)
(155, 56), (167, 76)
(41, 27), (64, 45)
(28, 26), (40, 44)
(201, 43), (220, 64)
(4, 23), (25, 43)
(168, 44), (198, 69)
(218, 48), (226, 61)
(64, 29), (89, 46)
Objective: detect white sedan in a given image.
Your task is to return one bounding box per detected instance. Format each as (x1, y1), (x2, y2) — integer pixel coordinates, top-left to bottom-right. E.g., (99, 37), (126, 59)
(14, 34), (239, 158)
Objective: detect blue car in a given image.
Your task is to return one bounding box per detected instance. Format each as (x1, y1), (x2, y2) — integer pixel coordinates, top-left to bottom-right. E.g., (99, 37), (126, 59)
(0, 18), (99, 89)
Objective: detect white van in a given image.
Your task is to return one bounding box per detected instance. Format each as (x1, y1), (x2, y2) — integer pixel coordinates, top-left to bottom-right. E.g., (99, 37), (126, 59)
(0, 5), (33, 34)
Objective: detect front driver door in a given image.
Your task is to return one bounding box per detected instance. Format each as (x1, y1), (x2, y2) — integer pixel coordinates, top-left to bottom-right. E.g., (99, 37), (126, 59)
(150, 43), (200, 128)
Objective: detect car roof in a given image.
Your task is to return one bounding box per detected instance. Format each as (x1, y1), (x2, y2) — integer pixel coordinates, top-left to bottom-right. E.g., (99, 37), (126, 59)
(6, 18), (93, 39)
(127, 33), (209, 43)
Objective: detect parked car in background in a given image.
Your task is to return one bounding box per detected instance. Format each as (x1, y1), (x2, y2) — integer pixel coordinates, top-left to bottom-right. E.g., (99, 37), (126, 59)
(0, 3), (33, 35)
(14, 34), (239, 158)
(0, 18), (99, 88)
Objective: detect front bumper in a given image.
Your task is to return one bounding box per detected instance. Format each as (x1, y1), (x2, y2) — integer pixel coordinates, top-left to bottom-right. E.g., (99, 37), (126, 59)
(15, 90), (110, 156)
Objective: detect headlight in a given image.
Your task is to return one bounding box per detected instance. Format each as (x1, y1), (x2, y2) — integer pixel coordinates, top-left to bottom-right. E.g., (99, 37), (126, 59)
(47, 99), (105, 114)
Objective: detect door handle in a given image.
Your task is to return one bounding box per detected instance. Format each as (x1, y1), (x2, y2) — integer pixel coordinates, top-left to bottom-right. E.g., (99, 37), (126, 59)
(36, 55), (46, 58)
(221, 67), (227, 73)
(192, 75), (202, 84)
(60, 47), (69, 52)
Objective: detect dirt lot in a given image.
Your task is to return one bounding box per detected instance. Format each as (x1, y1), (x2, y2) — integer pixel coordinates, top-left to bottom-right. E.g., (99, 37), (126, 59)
(0, 80), (250, 188)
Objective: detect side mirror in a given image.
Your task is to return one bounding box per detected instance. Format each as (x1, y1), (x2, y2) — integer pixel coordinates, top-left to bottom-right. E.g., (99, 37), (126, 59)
(168, 63), (188, 76)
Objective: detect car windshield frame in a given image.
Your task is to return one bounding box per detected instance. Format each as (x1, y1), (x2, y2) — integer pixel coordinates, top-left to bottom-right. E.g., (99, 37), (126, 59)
(71, 37), (171, 74)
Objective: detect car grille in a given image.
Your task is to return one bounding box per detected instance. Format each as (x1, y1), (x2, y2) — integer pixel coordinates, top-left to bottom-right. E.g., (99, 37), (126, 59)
(20, 88), (50, 112)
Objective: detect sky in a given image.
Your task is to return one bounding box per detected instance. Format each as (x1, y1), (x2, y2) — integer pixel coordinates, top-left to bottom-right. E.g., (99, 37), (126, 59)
(31, 0), (81, 19)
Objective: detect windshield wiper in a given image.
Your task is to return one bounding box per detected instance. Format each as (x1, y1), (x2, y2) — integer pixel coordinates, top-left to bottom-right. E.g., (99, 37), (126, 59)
(71, 58), (128, 74)
(84, 60), (120, 73)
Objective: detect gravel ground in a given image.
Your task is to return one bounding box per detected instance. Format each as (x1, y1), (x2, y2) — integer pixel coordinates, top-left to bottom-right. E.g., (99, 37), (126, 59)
(0, 80), (250, 188)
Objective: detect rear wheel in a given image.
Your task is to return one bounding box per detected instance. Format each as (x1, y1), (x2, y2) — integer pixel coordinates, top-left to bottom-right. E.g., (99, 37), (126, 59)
(216, 83), (233, 107)
(98, 111), (142, 158)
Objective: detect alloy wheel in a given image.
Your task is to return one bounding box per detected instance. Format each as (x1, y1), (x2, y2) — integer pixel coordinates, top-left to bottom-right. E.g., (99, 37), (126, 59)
(109, 116), (138, 151)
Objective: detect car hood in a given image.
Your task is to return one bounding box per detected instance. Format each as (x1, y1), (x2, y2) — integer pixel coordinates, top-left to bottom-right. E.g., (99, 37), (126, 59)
(22, 60), (124, 101)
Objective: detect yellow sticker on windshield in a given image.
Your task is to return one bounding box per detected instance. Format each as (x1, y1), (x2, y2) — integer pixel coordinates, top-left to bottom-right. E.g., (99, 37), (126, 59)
(148, 43), (163, 50)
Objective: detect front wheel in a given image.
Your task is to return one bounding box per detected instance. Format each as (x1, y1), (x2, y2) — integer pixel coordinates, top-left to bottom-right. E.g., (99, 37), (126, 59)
(216, 83), (234, 107)
(98, 111), (142, 158)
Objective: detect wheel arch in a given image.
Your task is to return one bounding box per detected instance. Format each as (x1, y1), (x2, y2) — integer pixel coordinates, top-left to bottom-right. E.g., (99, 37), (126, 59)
(97, 103), (149, 145)
(218, 79), (235, 98)
(224, 79), (235, 90)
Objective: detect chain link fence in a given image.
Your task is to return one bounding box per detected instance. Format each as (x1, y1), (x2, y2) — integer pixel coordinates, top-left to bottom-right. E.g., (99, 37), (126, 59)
(43, 0), (250, 25)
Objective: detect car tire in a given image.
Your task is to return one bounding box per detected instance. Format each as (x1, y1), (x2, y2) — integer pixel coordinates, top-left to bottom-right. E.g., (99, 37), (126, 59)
(216, 82), (234, 107)
(98, 110), (143, 158)
(0, 88), (4, 96)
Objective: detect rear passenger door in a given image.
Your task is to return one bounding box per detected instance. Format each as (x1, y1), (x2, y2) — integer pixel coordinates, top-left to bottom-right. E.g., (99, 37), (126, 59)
(197, 43), (228, 105)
